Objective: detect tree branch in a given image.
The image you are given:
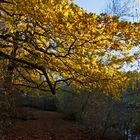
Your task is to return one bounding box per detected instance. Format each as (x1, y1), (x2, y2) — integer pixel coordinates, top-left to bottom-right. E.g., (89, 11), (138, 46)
(0, 50), (56, 95)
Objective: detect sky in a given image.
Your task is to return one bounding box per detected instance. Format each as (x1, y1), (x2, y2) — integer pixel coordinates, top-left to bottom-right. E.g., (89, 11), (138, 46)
(75, 0), (140, 16)
(75, 0), (107, 14)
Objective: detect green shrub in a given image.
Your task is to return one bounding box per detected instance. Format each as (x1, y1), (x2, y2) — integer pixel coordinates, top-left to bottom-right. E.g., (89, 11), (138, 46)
(0, 113), (12, 134)
(57, 87), (88, 121)
(63, 107), (77, 121)
(16, 95), (59, 111)
(43, 96), (58, 111)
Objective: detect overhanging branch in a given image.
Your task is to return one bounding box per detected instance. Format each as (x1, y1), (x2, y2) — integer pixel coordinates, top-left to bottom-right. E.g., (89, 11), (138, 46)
(0, 50), (56, 95)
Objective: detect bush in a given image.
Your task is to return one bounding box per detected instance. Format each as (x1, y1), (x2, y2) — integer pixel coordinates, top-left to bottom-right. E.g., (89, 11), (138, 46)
(16, 95), (59, 111)
(57, 87), (89, 121)
(63, 107), (77, 121)
(0, 113), (12, 134)
(43, 96), (58, 111)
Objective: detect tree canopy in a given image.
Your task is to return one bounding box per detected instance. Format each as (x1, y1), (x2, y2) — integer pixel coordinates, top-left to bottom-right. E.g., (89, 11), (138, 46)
(0, 0), (140, 97)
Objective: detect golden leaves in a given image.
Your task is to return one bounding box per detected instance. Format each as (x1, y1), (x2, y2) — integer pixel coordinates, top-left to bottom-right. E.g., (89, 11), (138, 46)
(1, 0), (140, 97)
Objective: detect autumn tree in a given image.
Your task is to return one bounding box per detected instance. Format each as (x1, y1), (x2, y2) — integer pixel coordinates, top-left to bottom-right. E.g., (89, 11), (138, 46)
(0, 0), (140, 99)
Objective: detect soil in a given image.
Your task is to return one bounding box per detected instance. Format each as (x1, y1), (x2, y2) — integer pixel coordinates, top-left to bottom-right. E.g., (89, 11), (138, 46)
(0, 107), (94, 140)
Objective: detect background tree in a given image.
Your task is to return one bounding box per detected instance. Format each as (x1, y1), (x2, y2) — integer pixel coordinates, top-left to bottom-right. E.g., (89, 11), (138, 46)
(104, 0), (140, 22)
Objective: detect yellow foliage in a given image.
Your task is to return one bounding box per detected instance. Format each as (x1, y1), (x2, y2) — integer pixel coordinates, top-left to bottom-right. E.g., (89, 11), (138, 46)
(0, 0), (140, 97)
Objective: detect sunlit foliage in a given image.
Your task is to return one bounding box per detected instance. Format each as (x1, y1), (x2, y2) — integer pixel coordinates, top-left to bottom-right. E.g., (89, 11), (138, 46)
(0, 0), (140, 97)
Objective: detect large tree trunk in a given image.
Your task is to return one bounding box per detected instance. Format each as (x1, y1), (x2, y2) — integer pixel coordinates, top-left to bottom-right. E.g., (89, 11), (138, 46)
(2, 42), (18, 117)
(3, 62), (15, 115)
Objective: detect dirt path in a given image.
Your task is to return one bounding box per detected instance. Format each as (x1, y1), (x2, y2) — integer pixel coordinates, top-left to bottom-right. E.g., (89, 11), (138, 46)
(1, 107), (94, 140)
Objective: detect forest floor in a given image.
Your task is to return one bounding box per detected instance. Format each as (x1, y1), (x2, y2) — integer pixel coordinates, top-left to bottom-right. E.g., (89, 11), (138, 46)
(0, 107), (95, 140)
